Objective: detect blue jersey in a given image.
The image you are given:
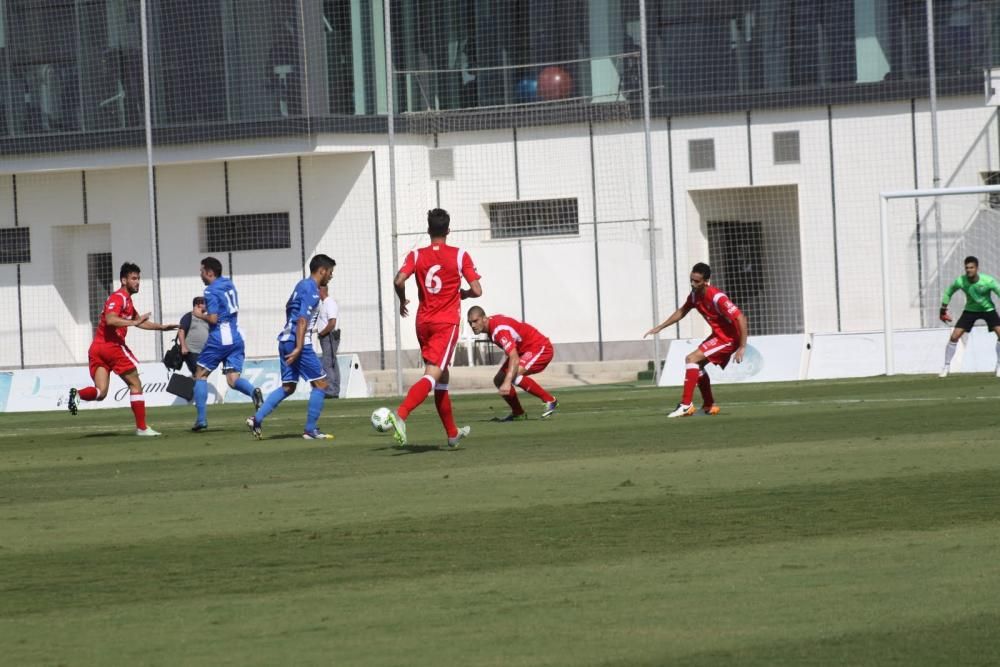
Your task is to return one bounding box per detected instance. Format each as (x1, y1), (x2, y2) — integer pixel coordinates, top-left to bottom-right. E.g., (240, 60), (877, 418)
(203, 276), (243, 346)
(278, 278), (321, 345)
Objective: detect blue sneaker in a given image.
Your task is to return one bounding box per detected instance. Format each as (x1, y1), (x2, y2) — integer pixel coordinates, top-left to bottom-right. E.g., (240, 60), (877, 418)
(303, 429), (334, 440)
(246, 416), (262, 440)
(541, 400), (559, 418)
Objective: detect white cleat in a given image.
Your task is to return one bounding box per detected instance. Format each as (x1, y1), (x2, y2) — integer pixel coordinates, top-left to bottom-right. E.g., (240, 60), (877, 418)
(447, 425), (471, 448)
(667, 403), (696, 419)
(136, 427), (162, 437)
(939, 365), (950, 378)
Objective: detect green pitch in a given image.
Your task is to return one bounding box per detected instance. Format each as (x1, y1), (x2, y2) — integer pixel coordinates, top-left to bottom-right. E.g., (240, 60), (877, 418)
(3, 375), (1000, 666)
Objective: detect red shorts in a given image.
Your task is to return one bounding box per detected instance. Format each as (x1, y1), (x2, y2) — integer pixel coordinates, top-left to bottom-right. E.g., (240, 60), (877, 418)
(416, 321), (460, 371)
(501, 343), (553, 376)
(699, 336), (735, 369)
(88, 341), (140, 379)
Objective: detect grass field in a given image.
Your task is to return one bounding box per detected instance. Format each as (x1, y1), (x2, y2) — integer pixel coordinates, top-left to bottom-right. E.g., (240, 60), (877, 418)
(3, 375), (1000, 666)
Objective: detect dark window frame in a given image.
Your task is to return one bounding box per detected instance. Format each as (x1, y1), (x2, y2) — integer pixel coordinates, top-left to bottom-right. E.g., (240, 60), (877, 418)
(203, 212), (291, 252)
(487, 198), (579, 240)
(0, 227), (30, 264)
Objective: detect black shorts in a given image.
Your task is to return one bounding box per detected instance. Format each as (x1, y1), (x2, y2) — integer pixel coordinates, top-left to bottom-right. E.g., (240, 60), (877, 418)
(955, 309), (1000, 331)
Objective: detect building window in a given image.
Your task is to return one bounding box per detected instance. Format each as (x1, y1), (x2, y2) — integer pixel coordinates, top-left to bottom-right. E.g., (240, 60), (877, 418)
(488, 198), (579, 239)
(0, 227), (30, 263)
(689, 138), (715, 171)
(203, 213), (291, 252)
(773, 131), (800, 164)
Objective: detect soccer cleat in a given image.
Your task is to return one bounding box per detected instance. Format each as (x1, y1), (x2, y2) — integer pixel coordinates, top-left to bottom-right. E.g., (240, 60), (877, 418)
(541, 400), (559, 418)
(939, 365), (950, 378)
(667, 403), (697, 418)
(447, 425), (471, 448)
(191, 423), (208, 433)
(702, 404), (721, 416)
(302, 429), (334, 440)
(68, 388), (79, 416)
(387, 411), (407, 446)
(246, 416), (262, 440)
(493, 412), (528, 422)
(136, 427), (161, 437)
(252, 387), (264, 410)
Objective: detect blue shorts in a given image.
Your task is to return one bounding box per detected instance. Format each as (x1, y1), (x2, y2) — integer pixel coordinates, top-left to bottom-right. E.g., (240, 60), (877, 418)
(278, 340), (325, 384)
(197, 337), (246, 374)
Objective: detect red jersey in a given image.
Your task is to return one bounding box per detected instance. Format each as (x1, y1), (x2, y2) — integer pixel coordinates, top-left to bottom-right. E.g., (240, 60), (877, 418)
(685, 284), (742, 342)
(399, 242), (480, 325)
(93, 287), (138, 346)
(486, 314), (550, 355)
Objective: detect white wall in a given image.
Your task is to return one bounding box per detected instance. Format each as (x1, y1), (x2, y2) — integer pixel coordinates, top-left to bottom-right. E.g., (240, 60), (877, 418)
(2, 97), (999, 369)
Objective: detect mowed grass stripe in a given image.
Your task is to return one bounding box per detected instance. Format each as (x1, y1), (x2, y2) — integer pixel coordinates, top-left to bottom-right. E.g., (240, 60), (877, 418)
(3, 428), (999, 553)
(3, 465), (1000, 618)
(3, 523), (1000, 666)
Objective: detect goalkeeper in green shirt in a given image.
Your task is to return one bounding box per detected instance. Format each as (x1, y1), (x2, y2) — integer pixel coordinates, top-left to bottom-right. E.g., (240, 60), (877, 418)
(939, 255), (1000, 377)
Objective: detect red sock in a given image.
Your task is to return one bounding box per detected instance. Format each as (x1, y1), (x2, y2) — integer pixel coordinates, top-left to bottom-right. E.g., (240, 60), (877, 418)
(434, 385), (458, 438)
(130, 393), (147, 430)
(398, 375), (435, 420)
(503, 387), (525, 415)
(681, 365), (700, 405)
(514, 375), (554, 403)
(698, 371), (714, 407)
(79, 386), (99, 401)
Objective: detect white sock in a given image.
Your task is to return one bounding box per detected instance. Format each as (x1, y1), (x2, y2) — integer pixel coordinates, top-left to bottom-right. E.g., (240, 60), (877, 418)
(995, 341), (1000, 365)
(944, 341), (957, 366)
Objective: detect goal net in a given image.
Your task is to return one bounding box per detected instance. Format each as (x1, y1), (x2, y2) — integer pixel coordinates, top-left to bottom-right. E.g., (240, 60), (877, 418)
(880, 185), (1000, 375)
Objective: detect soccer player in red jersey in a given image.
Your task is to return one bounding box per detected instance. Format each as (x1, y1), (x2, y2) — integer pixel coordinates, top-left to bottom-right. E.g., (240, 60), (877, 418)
(645, 262), (748, 418)
(387, 208), (483, 447)
(467, 306), (558, 420)
(67, 262), (177, 436)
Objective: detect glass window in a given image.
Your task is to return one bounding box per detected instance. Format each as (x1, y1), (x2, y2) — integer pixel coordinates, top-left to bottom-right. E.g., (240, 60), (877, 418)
(150, 0), (226, 125)
(6, 0), (81, 136)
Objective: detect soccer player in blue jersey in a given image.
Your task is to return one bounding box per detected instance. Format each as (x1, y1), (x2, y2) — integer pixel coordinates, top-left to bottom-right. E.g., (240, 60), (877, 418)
(191, 256), (262, 431)
(246, 254), (337, 440)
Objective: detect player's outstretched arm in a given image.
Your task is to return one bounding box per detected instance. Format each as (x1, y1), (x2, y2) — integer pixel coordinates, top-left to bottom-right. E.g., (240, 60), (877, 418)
(137, 319), (178, 331)
(461, 279), (483, 301)
(644, 306), (688, 338)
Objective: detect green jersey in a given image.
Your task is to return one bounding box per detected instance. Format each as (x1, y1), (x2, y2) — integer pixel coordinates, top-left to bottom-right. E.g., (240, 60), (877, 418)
(941, 273), (1000, 313)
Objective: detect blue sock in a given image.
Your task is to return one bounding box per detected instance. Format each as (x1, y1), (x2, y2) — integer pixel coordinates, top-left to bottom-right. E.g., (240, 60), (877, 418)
(232, 377), (255, 398)
(255, 387), (287, 423)
(305, 387), (326, 432)
(194, 379), (208, 425)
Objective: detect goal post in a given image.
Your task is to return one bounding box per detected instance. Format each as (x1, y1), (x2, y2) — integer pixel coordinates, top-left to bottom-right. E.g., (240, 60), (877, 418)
(880, 184), (1000, 376)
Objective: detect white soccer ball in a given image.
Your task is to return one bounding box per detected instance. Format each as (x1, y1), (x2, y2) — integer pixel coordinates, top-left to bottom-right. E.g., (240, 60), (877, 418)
(371, 407), (393, 433)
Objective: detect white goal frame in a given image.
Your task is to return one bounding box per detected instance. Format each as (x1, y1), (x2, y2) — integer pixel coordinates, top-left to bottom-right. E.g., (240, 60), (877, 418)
(879, 184), (1000, 375)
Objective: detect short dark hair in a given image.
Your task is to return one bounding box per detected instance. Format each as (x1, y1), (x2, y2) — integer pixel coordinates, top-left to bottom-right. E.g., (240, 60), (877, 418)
(467, 305), (486, 319)
(965, 256), (979, 267)
(119, 262), (141, 280)
(691, 262), (712, 280)
(201, 256), (223, 278)
(309, 254), (336, 274)
(193, 296), (205, 306)
(427, 208), (450, 237)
